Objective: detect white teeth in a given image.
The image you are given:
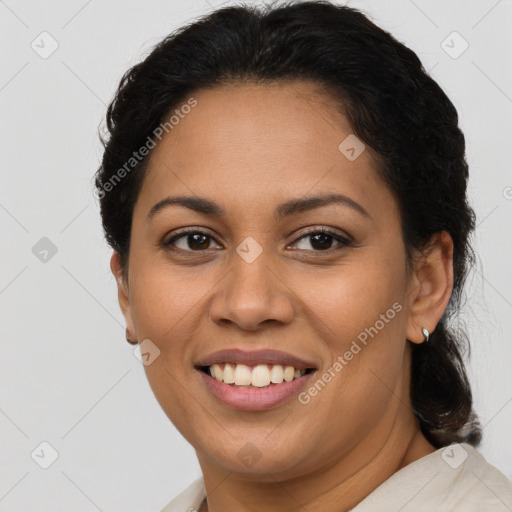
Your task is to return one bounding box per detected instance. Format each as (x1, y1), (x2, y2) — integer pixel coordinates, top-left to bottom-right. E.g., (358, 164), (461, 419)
(270, 364), (284, 384)
(207, 363), (308, 386)
(234, 364), (252, 386)
(212, 363), (222, 381)
(251, 364), (271, 387)
(223, 363), (235, 384)
(283, 365), (295, 382)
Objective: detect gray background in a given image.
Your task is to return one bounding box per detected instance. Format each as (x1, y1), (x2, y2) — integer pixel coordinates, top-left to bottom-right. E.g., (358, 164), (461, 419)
(1, 0), (511, 510)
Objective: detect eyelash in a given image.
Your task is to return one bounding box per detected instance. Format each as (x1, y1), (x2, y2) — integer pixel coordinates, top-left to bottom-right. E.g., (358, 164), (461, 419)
(162, 226), (353, 255)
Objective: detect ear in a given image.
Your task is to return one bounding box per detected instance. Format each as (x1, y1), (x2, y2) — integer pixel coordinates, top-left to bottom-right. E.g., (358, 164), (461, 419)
(110, 251), (137, 344)
(405, 231), (454, 344)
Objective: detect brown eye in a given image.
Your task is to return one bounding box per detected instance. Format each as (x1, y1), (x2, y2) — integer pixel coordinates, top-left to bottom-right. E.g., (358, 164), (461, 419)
(164, 230), (222, 252)
(290, 228), (353, 252)
(303, 232), (335, 250)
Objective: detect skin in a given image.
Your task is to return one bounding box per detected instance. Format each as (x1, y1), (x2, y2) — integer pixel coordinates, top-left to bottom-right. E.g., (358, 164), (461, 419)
(111, 80), (454, 512)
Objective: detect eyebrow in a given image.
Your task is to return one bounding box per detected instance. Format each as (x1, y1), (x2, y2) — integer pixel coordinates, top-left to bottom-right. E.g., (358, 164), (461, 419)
(147, 193), (371, 222)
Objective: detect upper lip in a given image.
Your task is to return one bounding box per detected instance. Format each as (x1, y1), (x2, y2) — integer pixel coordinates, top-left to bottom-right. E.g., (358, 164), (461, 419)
(194, 348), (318, 370)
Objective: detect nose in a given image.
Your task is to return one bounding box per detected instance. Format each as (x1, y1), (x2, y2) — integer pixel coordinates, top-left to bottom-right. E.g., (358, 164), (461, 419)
(208, 249), (295, 331)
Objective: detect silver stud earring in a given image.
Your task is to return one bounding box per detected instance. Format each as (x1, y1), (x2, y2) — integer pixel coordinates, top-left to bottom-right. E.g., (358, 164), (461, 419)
(421, 327), (430, 343)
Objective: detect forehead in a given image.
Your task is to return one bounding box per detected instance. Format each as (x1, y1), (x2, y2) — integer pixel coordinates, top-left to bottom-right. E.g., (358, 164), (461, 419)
(134, 80), (398, 226)
(151, 80), (356, 165)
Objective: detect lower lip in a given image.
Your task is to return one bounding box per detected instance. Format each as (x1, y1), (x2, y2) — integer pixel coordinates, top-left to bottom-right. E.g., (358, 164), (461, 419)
(197, 369), (316, 411)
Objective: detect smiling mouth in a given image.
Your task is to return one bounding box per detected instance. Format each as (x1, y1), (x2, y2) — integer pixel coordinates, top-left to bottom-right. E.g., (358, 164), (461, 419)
(197, 363), (317, 388)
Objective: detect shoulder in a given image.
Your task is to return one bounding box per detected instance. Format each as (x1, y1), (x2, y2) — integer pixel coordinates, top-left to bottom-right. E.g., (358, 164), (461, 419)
(352, 443), (512, 512)
(159, 477), (206, 512)
(454, 444), (512, 510)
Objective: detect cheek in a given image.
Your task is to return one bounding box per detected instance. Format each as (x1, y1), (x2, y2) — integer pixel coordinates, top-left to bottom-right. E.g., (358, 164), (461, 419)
(292, 252), (408, 416)
(127, 266), (208, 428)
(291, 246), (406, 347)
(129, 262), (211, 347)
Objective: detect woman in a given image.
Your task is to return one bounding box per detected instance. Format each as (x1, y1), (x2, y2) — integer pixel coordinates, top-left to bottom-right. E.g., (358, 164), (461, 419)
(94, 1), (512, 510)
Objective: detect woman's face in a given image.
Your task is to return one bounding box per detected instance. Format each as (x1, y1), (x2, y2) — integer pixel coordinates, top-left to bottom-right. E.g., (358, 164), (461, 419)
(115, 80), (430, 479)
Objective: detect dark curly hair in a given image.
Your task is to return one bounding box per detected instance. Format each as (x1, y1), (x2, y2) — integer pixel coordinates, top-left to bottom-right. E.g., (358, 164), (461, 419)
(94, 0), (482, 447)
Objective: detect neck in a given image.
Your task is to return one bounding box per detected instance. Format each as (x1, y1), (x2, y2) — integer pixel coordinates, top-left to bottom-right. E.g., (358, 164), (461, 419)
(197, 417), (436, 512)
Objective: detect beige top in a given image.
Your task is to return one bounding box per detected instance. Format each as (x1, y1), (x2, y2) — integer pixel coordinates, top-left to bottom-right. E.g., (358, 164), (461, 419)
(160, 443), (512, 511)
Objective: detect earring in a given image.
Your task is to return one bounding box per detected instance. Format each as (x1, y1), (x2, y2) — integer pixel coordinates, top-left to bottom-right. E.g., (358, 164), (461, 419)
(421, 327), (430, 343)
